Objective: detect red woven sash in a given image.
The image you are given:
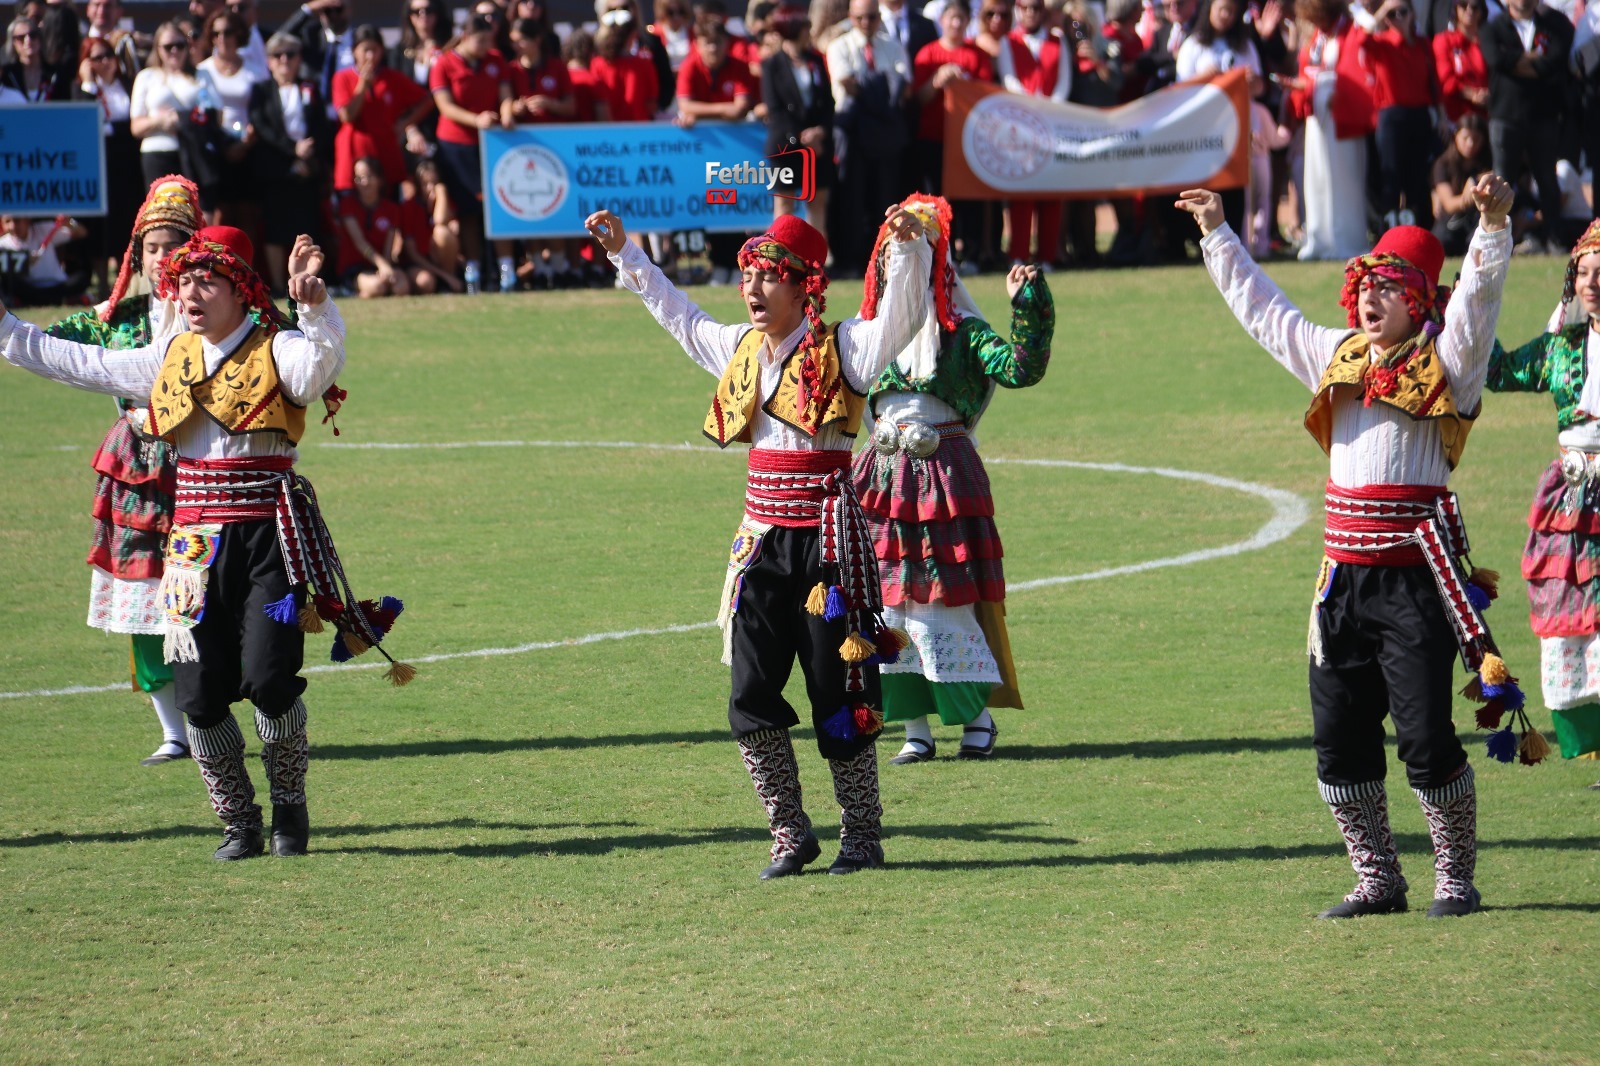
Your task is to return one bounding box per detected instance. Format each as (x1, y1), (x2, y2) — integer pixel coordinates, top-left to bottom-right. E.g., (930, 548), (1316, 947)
(173, 456), (294, 525)
(744, 447), (852, 528)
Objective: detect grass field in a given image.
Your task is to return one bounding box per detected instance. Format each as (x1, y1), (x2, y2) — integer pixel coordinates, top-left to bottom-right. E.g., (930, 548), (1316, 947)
(0, 250), (1596, 1064)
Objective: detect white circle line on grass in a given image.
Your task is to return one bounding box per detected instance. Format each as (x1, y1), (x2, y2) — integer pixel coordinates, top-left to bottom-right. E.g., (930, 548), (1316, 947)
(0, 443), (1308, 701)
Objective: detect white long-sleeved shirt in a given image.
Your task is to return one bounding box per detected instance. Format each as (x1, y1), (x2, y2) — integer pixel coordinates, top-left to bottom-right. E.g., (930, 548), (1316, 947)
(0, 300), (346, 462)
(609, 236), (932, 453)
(1199, 220), (1512, 489)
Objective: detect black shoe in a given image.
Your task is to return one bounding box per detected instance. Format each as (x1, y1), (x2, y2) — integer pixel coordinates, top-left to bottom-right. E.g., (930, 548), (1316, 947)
(140, 742), (190, 766)
(1316, 890), (1408, 919)
(957, 723), (998, 759)
(270, 803), (310, 857)
(759, 832), (821, 880)
(889, 737), (935, 765)
(213, 824), (265, 861)
(1426, 888), (1482, 918)
(827, 842), (885, 875)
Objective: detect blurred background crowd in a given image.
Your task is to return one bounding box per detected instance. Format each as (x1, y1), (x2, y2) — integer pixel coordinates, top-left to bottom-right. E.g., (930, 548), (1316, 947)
(1, 0), (1596, 303)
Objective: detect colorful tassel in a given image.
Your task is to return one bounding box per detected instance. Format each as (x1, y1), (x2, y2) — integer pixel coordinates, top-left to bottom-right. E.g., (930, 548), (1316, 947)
(297, 604), (325, 634)
(1465, 583), (1491, 612)
(1518, 727), (1550, 766)
(380, 595), (405, 618)
(821, 706), (858, 741)
(314, 594), (345, 621)
(1475, 699), (1506, 730)
(384, 661), (417, 686)
(1483, 680), (1526, 710)
(262, 593), (298, 626)
(840, 632), (876, 663)
(823, 585), (847, 623)
(1468, 567), (1500, 599)
(805, 583), (829, 616)
(1460, 675), (1484, 702)
(342, 631), (370, 657)
(330, 635), (354, 663)
(852, 705), (883, 735)
(1480, 653), (1510, 686)
(1485, 726), (1517, 763)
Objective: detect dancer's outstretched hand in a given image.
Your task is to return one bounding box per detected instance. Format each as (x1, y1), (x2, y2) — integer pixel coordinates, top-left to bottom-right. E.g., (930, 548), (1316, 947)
(884, 204), (925, 243)
(585, 210), (627, 255)
(287, 234), (324, 280)
(1175, 189), (1224, 236)
(1471, 174), (1514, 231)
(1006, 262), (1039, 300)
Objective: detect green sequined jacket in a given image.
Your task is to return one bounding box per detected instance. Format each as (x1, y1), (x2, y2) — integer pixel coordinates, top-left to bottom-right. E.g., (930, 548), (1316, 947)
(46, 296), (153, 349)
(1486, 324), (1594, 429)
(866, 276), (1055, 425)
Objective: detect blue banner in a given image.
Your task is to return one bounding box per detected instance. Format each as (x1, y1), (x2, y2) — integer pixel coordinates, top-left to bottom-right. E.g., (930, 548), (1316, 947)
(481, 121), (786, 239)
(0, 103), (106, 216)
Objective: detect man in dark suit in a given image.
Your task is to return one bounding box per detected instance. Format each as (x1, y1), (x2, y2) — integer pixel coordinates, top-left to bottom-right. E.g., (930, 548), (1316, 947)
(1138, 0), (1197, 94)
(280, 0), (353, 114)
(880, 0), (936, 197)
(249, 32), (334, 291)
(1479, 0), (1573, 251)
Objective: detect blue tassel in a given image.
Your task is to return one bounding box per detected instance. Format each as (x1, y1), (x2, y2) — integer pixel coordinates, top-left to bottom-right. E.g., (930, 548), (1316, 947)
(821, 706), (858, 741)
(1466, 583), (1491, 611)
(380, 595), (405, 618)
(330, 635), (354, 663)
(262, 593), (298, 626)
(1485, 726), (1517, 763)
(823, 585), (846, 623)
(1479, 680), (1507, 699)
(1502, 680), (1525, 711)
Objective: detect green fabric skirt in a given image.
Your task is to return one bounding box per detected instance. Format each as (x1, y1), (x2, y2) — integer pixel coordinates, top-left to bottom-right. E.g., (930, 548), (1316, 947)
(881, 674), (993, 726)
(1550, 703), (1600, 759)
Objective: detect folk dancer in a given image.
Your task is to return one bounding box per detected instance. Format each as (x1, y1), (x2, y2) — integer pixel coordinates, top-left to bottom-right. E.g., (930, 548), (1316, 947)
(1178, 176), (1540, 919)
(0, 226), (410, 861)
(43, 175), (199, 766)
(586, 207), (931, 878)
(851, 194), (1055, 762)
(1485, 219), (1600, 787)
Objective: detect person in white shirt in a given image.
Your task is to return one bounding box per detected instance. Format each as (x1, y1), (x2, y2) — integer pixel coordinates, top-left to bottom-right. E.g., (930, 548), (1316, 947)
(827, 0), (912, 271)
(0, 215), (89, 305)
(1178, 176), (1523, 920)
(587, 205), (930, 878)
(0, 227), (406, 863)
(130, 20), (204, 185)
(225, 0), (272, 81)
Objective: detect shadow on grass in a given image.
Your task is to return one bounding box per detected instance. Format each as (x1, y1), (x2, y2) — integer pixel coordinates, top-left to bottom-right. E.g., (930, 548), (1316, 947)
(1484, 901), (1600, 913)
(313, 731), (734, 760)
(0, 818), (641, 849)
(998, 737), (1313, 761)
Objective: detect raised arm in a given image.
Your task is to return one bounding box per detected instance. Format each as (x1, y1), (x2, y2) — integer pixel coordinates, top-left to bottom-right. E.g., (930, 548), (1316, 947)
(1434, 174), (1515, 412)
(1485, 332), (1555, 394)
(276, 235), (346, 404)
(588, 210), (746, 376)
(969, 266), (1055, 388)
(0, 309), (164, 401)
(836, 217), (933, 389)
(1179, 190), (1345, 390)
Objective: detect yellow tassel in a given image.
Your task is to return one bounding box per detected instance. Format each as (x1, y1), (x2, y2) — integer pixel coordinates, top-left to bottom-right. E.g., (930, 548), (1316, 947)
(384, 661), (416, 686)
(1469, 567), (1500, 598)
(298, 604), (324, 634)
(805, 583), (829, 616)
(1460, 675), (1484, 702)
(1520, 728), (1551, 763)
(840, 632), (875, 662)
(1480, 653), (1509, 686)
(342, 631), (370, 657)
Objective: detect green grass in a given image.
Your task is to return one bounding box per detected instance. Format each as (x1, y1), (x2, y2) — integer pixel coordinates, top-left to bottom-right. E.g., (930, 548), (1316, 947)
(0, 256), (1595, 1064)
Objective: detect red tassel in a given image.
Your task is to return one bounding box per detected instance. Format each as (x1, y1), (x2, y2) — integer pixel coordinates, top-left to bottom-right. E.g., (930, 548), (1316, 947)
(314, 594), (345, 621)
(852, 705), (883, 735)
(1475, 698), (1506, 730)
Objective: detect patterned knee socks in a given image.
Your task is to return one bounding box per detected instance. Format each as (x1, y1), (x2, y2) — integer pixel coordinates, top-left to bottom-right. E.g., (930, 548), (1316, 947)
(1414, 765), (1477, 903)
(256, 698), (309, 807)
(737, 728), (813, 860)
(828, 743), (883, 861)
(1319, 778), (1406, 903)
(187, 716), (261, 830)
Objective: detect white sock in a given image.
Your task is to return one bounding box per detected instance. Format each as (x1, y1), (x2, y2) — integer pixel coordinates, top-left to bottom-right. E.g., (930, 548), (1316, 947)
(965, 709), (994, 734)
(899, 715), (933, 755)
(149, 685), (186, 745)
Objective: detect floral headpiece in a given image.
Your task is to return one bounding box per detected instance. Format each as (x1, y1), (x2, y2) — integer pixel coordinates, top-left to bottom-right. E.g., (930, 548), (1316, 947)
(1338, 253), (1451, 338)
(1561, 218), (1600, 308)
(861, 193), (955, 331)
(104, 174), (202, 321)
(737, 220), (830, 414)
(157, 230), (288, 334)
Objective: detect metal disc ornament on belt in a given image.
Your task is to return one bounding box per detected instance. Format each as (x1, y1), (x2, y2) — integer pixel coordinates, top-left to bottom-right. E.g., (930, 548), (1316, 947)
(1561, 449), (1592, 487)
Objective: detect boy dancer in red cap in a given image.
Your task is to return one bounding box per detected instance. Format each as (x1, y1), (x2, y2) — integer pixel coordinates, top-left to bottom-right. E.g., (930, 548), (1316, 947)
(1, 226), (405, 861)
(1178, 177), (1524, 918)
(586, 207), (930, 878)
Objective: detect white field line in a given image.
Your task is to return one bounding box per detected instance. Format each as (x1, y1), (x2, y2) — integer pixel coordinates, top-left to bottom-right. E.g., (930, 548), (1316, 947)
(1, 442), (1308, 701)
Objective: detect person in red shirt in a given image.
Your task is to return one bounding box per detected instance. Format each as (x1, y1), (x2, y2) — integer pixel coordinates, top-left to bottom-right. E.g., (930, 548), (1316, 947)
(429, 11), (514, 292)
(676, 19), (756, 282)
(333, 25), (431, 196)
(591, 13), (661, 120)
(997, 0), (1071, 266)
(562, 29), (614, 122)
(504, 16), (576, 123)
(911, 0), (990, 266)
(339, 156), (429, 297)
(1432, 0), (1488, 123)
(400, 158), (466, 292)
(1364, 0), (1439, 229)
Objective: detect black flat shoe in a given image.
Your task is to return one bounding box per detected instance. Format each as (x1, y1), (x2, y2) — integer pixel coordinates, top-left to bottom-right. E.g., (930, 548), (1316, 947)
(827, 842), (884, 875)
(1317, 891), (1408, 919)
(1426, 888), (1483, 918)
(213, 825), (264, 861)
(957, 723), (998, 759)
(140, 743), (190, 766)
(889, 737), (935, 765)
(759, 832), (821, 880)
(270, 803), (310, 857)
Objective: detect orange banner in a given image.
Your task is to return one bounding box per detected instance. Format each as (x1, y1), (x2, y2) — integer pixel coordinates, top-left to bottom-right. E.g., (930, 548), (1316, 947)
(942, 68), (1251, 201)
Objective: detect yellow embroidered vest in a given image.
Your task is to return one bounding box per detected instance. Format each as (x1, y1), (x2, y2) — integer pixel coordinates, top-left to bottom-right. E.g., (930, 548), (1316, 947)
(1304, 331), (1477, 470)
(146, 328), (307, 444)
(703, 324), (865, 447)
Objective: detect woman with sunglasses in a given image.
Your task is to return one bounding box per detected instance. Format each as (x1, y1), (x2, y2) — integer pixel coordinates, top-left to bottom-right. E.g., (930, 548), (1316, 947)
(74, 37), (141, 296)
(0, 16), (71, 104)
(650, 0), (693, 70)
(971, 2), (1011, 62)
(391, 0), (449, 89)
(131, 19), (203, 185)
(197, 11), (261, 229)
(1432, 0), (1488, 124)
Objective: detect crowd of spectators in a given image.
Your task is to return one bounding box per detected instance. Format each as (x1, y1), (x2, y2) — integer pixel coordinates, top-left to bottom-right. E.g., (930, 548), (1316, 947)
(2, 0), (1597, 304)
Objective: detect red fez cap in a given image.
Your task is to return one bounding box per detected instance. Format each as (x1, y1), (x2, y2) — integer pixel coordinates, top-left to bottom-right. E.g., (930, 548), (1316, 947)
(1370, 225), (1444, 289)
(196, 225), (255, 268)
(766, 214), (828, 271)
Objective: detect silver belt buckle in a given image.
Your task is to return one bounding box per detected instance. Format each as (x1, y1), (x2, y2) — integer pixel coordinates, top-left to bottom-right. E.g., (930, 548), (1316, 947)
(899, 421), (939, 458)
(1561, 449), (1592, 487)
(872, 420), (900, 455)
